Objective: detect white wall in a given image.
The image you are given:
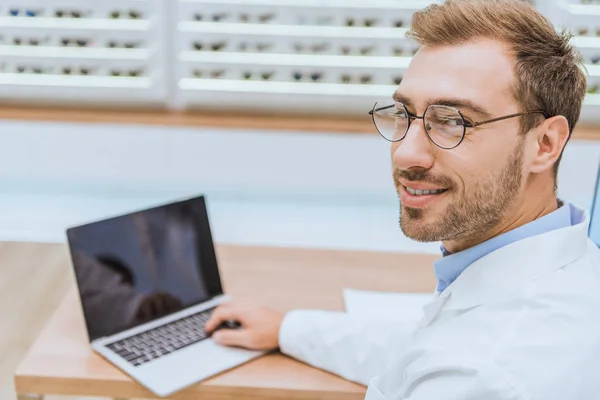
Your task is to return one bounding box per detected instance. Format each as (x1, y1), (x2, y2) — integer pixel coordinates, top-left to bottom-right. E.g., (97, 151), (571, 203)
(0, 119), (598, 253)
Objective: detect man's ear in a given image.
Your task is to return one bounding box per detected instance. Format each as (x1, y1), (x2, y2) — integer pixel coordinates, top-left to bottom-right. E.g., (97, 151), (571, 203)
(529, 116), (570, 174)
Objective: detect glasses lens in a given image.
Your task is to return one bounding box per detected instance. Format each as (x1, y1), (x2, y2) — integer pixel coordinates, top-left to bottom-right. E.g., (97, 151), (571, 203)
(372, 103), (409, 142)
(425, 105), (465, 148)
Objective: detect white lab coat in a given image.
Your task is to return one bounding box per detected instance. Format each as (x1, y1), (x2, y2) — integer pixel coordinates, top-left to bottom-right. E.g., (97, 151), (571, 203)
(279, 206), (600, 399)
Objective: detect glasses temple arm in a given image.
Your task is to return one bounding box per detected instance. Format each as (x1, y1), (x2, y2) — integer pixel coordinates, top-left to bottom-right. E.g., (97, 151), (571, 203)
(471, 111), (547, 127)
(368, 104), (396, 115)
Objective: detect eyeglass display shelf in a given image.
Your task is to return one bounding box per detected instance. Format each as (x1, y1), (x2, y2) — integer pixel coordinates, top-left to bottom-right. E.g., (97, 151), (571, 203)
(0, 0), (166, 106)
(572, 36), (600, 49)
(179, 78), (394, 96)
(586, 64), (600, 76)
(0, 73), (152, 89)
(0, 16), (151, 31)
(586, 93), (600, 106)
(178, 23), (600, 54)
(566, 3), (600, 16)
(0, 45), (150, 61)
(179, 78), (600, 102)
(179, 0), (437, 10)
(0, 74), (164, 105)
(180, 51), (412, 69)
(177, 78), (600, 120)
(177, 79), (393, 115)
(178, 24), (600, 51)
(581, 94), (600, 124)
(177, 61), (600, 93)
(178, 21), (409, 40)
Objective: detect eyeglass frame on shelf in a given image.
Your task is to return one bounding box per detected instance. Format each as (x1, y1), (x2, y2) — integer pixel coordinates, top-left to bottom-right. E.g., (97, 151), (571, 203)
(368, 102), (547, 149)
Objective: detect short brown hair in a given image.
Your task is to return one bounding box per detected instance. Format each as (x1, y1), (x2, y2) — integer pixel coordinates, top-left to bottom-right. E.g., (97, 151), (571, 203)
(407, 0), (587, 178)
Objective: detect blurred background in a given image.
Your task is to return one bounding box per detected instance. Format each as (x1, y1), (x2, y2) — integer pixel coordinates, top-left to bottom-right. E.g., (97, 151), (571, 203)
(0, 0), (599, 254)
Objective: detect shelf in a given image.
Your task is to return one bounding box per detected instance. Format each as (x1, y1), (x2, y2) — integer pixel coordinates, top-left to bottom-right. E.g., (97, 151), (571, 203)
(0, 17), (151, 31)
(585, 93), (600, 107)
(178, 21), (409, 40)
(587, 64), (600, 76)
(0, 45), (151, 60)
(0, 73), (152, 89)
(178, 79), (600, 106)
(179, 0), (435, 10)
(572, 36), (600, 49)
(180, 51), (411, 69)
(569, 4), (600, 16)
(179, 77), (395, 97)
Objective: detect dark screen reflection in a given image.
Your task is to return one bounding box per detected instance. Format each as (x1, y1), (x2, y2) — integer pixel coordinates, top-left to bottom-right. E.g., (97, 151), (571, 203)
(68, 197), (220, 341)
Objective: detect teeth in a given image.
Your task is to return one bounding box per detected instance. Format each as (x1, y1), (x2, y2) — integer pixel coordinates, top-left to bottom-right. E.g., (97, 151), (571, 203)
(406, 187), (445, 196)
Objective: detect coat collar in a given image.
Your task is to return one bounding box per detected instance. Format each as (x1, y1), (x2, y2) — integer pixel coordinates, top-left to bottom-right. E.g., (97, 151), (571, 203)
(440, 205), (590, 310)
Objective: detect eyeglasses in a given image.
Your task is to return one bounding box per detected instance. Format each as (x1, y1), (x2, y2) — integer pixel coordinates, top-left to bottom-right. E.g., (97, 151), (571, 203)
(61, 66), (95, 75)
(369, 102), (547, 149)
(109, 68), (144, 77)
(345, 18), (378, 27)
(9, 9), (42, 17)
(55, 10), (85, 18)
(15, 65), (52, 74)
(108, 40), (141, 49)
(109, 10), (142, 19)
(12, 37), (49, 46)
(341, 74), (372, 84)
(341, 45), (375, 56)
(61, 38), (90, 47)
(239, 42), (273, 52)
(192, 41), (226, 51)
(292, 71), (323, 82)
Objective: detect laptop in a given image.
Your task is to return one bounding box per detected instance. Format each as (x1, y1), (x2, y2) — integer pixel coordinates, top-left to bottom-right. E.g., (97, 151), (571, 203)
(66, 195), (265, 397)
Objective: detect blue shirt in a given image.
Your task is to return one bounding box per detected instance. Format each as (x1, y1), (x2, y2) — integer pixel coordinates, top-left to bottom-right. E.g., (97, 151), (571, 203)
(435, 203), (575, 293)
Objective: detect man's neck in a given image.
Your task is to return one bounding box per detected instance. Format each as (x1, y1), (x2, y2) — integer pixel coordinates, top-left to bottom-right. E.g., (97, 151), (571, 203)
(442, 196), (560, 254)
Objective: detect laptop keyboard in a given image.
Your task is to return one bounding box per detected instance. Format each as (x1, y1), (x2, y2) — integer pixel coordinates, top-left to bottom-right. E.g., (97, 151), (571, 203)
(106, 306), (216, 367)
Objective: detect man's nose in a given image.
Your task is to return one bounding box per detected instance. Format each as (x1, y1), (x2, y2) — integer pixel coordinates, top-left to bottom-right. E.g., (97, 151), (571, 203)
(392, 119), (436, 171)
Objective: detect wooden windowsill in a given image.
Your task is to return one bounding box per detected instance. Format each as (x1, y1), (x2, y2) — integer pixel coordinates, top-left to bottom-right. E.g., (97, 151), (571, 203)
(0, 105), (373, 134)
(0, 104), (599, 140)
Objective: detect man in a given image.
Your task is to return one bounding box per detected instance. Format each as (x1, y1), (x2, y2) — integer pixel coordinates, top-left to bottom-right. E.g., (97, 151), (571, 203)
(205, 0), (600, 398)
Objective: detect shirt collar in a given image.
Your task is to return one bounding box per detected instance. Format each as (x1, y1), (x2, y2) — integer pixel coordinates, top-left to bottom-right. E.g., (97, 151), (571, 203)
(445, 204), (589, 309)
(434, 203), (574, 293)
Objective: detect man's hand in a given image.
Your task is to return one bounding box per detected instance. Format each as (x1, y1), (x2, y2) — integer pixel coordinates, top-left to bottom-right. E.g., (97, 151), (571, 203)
(204, 302), (284, 350)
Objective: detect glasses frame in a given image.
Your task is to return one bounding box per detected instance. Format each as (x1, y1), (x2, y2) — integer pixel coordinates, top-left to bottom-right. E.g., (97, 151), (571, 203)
(369, 102), (547, 149)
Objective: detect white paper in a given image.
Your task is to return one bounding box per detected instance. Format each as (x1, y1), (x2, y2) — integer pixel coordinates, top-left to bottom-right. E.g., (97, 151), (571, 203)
(343, 288), (433, 322)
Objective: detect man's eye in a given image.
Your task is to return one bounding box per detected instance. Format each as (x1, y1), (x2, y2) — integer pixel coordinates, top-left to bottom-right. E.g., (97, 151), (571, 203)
(440, 118), (463, 126)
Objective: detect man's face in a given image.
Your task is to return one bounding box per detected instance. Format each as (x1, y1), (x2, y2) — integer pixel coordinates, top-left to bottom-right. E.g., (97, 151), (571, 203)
(393, 39), (528, 245)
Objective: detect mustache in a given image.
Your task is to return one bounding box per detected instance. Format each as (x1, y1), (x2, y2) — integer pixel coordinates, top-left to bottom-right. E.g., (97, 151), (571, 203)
(393, 169), (455, 189)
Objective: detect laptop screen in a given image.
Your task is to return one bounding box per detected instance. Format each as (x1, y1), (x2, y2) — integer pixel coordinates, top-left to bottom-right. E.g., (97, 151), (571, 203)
(589, 165), (600, 247)
(67, 196), (223, 341)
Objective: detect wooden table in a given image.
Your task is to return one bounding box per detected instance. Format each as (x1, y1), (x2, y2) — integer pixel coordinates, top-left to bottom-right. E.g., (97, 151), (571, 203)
(14, 244), (438, 400)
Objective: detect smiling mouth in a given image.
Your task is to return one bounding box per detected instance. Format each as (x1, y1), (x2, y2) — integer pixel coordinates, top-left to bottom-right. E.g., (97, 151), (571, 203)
(404, 186), (448, 196)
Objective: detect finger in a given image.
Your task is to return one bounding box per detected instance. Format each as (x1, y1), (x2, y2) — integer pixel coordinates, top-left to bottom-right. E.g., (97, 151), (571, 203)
(212, 330), (250, 348)
(204, 305), (240, 332)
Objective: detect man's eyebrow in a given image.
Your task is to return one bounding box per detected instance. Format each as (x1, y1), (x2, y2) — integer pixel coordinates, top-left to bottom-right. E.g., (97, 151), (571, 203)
(392, 92), (413, 108)
(430, 98), (493, 119)
(392, 93), (493, 119)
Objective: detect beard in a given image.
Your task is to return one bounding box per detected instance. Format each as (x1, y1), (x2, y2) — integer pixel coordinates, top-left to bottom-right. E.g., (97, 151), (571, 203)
(396, 141), (524, 243)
